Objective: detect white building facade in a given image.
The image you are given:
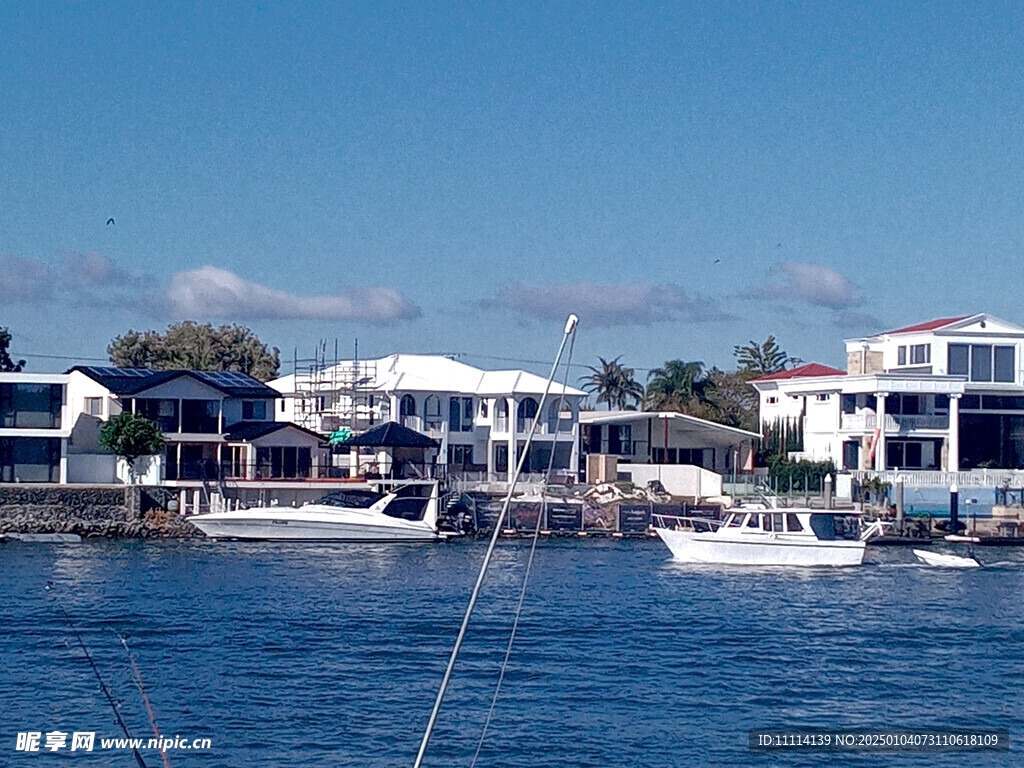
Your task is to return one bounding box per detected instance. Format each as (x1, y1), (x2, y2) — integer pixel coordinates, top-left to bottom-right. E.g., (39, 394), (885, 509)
(753, 314), (1024, 472)
(270, 354), (585, 482)
(0, 373), (71, 483)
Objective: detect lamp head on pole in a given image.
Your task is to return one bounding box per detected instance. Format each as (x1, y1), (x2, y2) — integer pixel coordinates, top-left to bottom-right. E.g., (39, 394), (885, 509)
(564, 314), (579, 334)
(950, 482), (959, 494)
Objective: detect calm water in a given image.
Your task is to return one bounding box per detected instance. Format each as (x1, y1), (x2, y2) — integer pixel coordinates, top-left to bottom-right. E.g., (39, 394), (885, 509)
(2, 538), (1022, 767)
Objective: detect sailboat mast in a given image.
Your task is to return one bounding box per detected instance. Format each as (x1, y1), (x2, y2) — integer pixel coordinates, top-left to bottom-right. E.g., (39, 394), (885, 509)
(412, 314), (579, 768)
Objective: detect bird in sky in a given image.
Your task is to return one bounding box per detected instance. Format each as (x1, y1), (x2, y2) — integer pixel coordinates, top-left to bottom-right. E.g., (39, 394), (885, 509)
(714, 258), (721, 264)
(106, 218), (115, 226)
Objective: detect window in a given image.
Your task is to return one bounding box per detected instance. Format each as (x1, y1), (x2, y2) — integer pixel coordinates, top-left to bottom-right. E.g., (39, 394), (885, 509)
(745, 514), (758, 528)
(971, 344), (992, 381)
(841, 394), (857, 414)
(516, 397), (538, 432)
(480, 401), (489, 418)
(949, 344), (1014, 383)
(995, 346), (1015, 383)
(399, 395), (417, 427)
(242, 400), (267, 420)
(766, 396), (778, 404)
(815, 394), (829, 402)
(255, 446), (312, 478)
(910, 344), (930, 364)
(786, 513), (804, 532)
(425, 395), (443, 430)
(772, 513), (784, 532)
(279, 400), (285, 413)
(0, 384), (63, 429)
(762, 514), (773, 532)
(448, 444), (473, 468)
(495, 399), (509, 432)
(447, 396), (473, 432)
(181, 400), (220, 433)
(897, 346), (907, 365)
(84, 397), (103, 417)
(948, 344), (969, 375)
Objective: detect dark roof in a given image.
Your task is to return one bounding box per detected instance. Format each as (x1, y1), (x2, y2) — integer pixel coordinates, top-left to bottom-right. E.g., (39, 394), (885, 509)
(751, 363), (847, 382)
(346, 421), (439, 448)
(879, 316), (970, 336)
(69, 366), (278, 398)
(224, 421), (325, 442)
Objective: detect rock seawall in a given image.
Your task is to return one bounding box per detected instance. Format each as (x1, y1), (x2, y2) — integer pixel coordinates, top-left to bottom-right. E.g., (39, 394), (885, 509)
(0, 486), (201, 538)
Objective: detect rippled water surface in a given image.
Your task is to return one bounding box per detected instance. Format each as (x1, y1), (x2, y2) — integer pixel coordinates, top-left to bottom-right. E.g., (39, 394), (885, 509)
(2, 538), (1022, 767)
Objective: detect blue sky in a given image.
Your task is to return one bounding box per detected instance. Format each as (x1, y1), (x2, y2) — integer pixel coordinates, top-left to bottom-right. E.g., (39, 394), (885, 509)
(3, 2), (1024, 377)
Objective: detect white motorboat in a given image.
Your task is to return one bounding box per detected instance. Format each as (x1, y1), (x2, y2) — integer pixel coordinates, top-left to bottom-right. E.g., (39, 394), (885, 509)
(653, 509), (879, 567)
(913, 549), (981, 568)
(187, 485), (457, 542)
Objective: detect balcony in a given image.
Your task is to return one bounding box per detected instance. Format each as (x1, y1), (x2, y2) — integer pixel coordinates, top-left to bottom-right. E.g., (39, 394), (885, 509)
(841, 413), (949, 432)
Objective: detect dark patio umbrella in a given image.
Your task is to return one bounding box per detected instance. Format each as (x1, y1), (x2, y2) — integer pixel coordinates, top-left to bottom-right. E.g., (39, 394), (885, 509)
(346, 422), (439, 448)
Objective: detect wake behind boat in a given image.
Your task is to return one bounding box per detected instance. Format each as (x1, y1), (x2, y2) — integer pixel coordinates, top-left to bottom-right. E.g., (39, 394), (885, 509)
(653, 508), (882, 567)
(187, 484), (460, 542)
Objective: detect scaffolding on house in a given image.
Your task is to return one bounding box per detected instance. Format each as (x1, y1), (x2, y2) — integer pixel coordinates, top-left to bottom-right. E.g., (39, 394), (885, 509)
(291, 340), (385, 436)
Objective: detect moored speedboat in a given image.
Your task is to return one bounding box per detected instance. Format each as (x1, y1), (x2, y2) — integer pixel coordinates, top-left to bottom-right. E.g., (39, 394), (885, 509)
(913, 549), (981, 568)
(653, 509), (877, 567)
(187, 484), (457, 542)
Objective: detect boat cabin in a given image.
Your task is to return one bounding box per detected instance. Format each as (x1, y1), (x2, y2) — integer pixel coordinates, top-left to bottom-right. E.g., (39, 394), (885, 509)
(721, 510), (862, 541)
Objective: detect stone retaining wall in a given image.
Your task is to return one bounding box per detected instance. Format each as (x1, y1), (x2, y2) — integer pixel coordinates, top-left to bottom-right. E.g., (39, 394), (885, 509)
(0, 485), (200, 538)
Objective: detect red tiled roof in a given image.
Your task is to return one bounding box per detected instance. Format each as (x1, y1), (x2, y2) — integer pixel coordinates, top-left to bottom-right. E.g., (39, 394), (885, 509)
(751, 363), (847, 382)
(880, 316), (970, 336)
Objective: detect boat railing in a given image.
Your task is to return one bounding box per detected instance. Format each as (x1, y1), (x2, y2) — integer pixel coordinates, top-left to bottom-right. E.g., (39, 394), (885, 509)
(652, 514), (722, 533)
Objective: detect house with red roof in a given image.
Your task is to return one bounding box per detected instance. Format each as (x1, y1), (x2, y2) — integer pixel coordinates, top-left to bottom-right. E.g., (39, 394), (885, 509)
(751, 314), (1024, 473)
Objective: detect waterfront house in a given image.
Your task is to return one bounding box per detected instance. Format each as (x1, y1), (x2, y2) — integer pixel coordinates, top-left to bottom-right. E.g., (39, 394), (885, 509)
(65, 366), (326, 484)
(579, 410), (759, 498)
(0, 372), (70, 483)
(269, 354), (585, 482)
(752, 314), (1024, 472)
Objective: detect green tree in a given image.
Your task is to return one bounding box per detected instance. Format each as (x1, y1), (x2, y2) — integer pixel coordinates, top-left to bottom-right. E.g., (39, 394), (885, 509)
(108, 321), (280, 380)
(704, 367), (759, 431)
(733, 335), (797, 376)
(99, 412), (166, 483)
(0, 327), (26, 372)
(644, 359), (710, 412)
(580, 356), (645, 410)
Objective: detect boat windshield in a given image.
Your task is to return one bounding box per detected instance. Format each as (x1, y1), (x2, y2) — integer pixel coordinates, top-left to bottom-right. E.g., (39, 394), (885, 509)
(317, 491), (383, 509)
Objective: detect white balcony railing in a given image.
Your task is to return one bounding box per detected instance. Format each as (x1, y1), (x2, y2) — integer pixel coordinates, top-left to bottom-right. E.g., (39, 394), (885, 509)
(841, 413), (949, 432)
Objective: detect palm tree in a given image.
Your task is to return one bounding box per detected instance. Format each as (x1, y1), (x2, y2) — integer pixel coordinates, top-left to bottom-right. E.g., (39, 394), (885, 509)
(580, 356), (644, 410)
(644, 359), (710, 412)
(733, 335), (797, 376)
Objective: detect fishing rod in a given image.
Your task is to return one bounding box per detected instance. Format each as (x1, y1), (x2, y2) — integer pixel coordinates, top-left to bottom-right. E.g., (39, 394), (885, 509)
(412, 313), (579, 768)
(47, 585), (149, 768)
(117, 633), (172, 768)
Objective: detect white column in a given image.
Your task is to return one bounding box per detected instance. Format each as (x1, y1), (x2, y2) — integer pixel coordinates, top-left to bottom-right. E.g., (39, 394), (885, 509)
(568, 402), (580, 480)
(874, 393), (888, 471)
(507, 396), (517, 483)
(948, 393), (961, 471)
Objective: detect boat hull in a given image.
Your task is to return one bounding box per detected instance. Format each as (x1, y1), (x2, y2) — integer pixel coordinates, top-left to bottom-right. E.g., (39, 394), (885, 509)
(655, 528), (866, 567)
(188, 512), (441, 542)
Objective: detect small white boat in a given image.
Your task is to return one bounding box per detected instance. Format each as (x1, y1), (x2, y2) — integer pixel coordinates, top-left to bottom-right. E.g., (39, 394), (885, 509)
(913, 549), (980, 568)
(653, 509), (876, 567)
(187, 485), (456, 542)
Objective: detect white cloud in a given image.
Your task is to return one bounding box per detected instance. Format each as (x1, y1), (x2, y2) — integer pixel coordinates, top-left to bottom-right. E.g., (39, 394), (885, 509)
(0, 254), (54, 300)
(495, 281), (732, 328)
(757, 261), (863, 310)
(166, 266), (421, 322)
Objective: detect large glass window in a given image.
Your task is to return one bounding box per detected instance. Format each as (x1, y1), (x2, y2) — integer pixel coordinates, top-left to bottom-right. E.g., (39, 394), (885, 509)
(0, 437), (61, 482)
(995, 346), (1015, 383)
(910, 344), (930, 364)
(132, 398), (179, 433)
(399, 395), (417, 428)
(516, 397), (538, 432)
(255, 446), (312, 478)
(181, 400), (220, 433)
(447, 396), (473, 432)
(425, 395), (443, 430)
(971, 345), (993, 382)
(0, 384), (62, 429)
(949, 344), (969, 376)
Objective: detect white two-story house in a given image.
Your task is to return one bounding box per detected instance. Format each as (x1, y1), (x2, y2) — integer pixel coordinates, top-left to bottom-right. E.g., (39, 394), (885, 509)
(752, 314), (1024, 472)
(270, 354), (585, 482)
(0, 373), (71, 483)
